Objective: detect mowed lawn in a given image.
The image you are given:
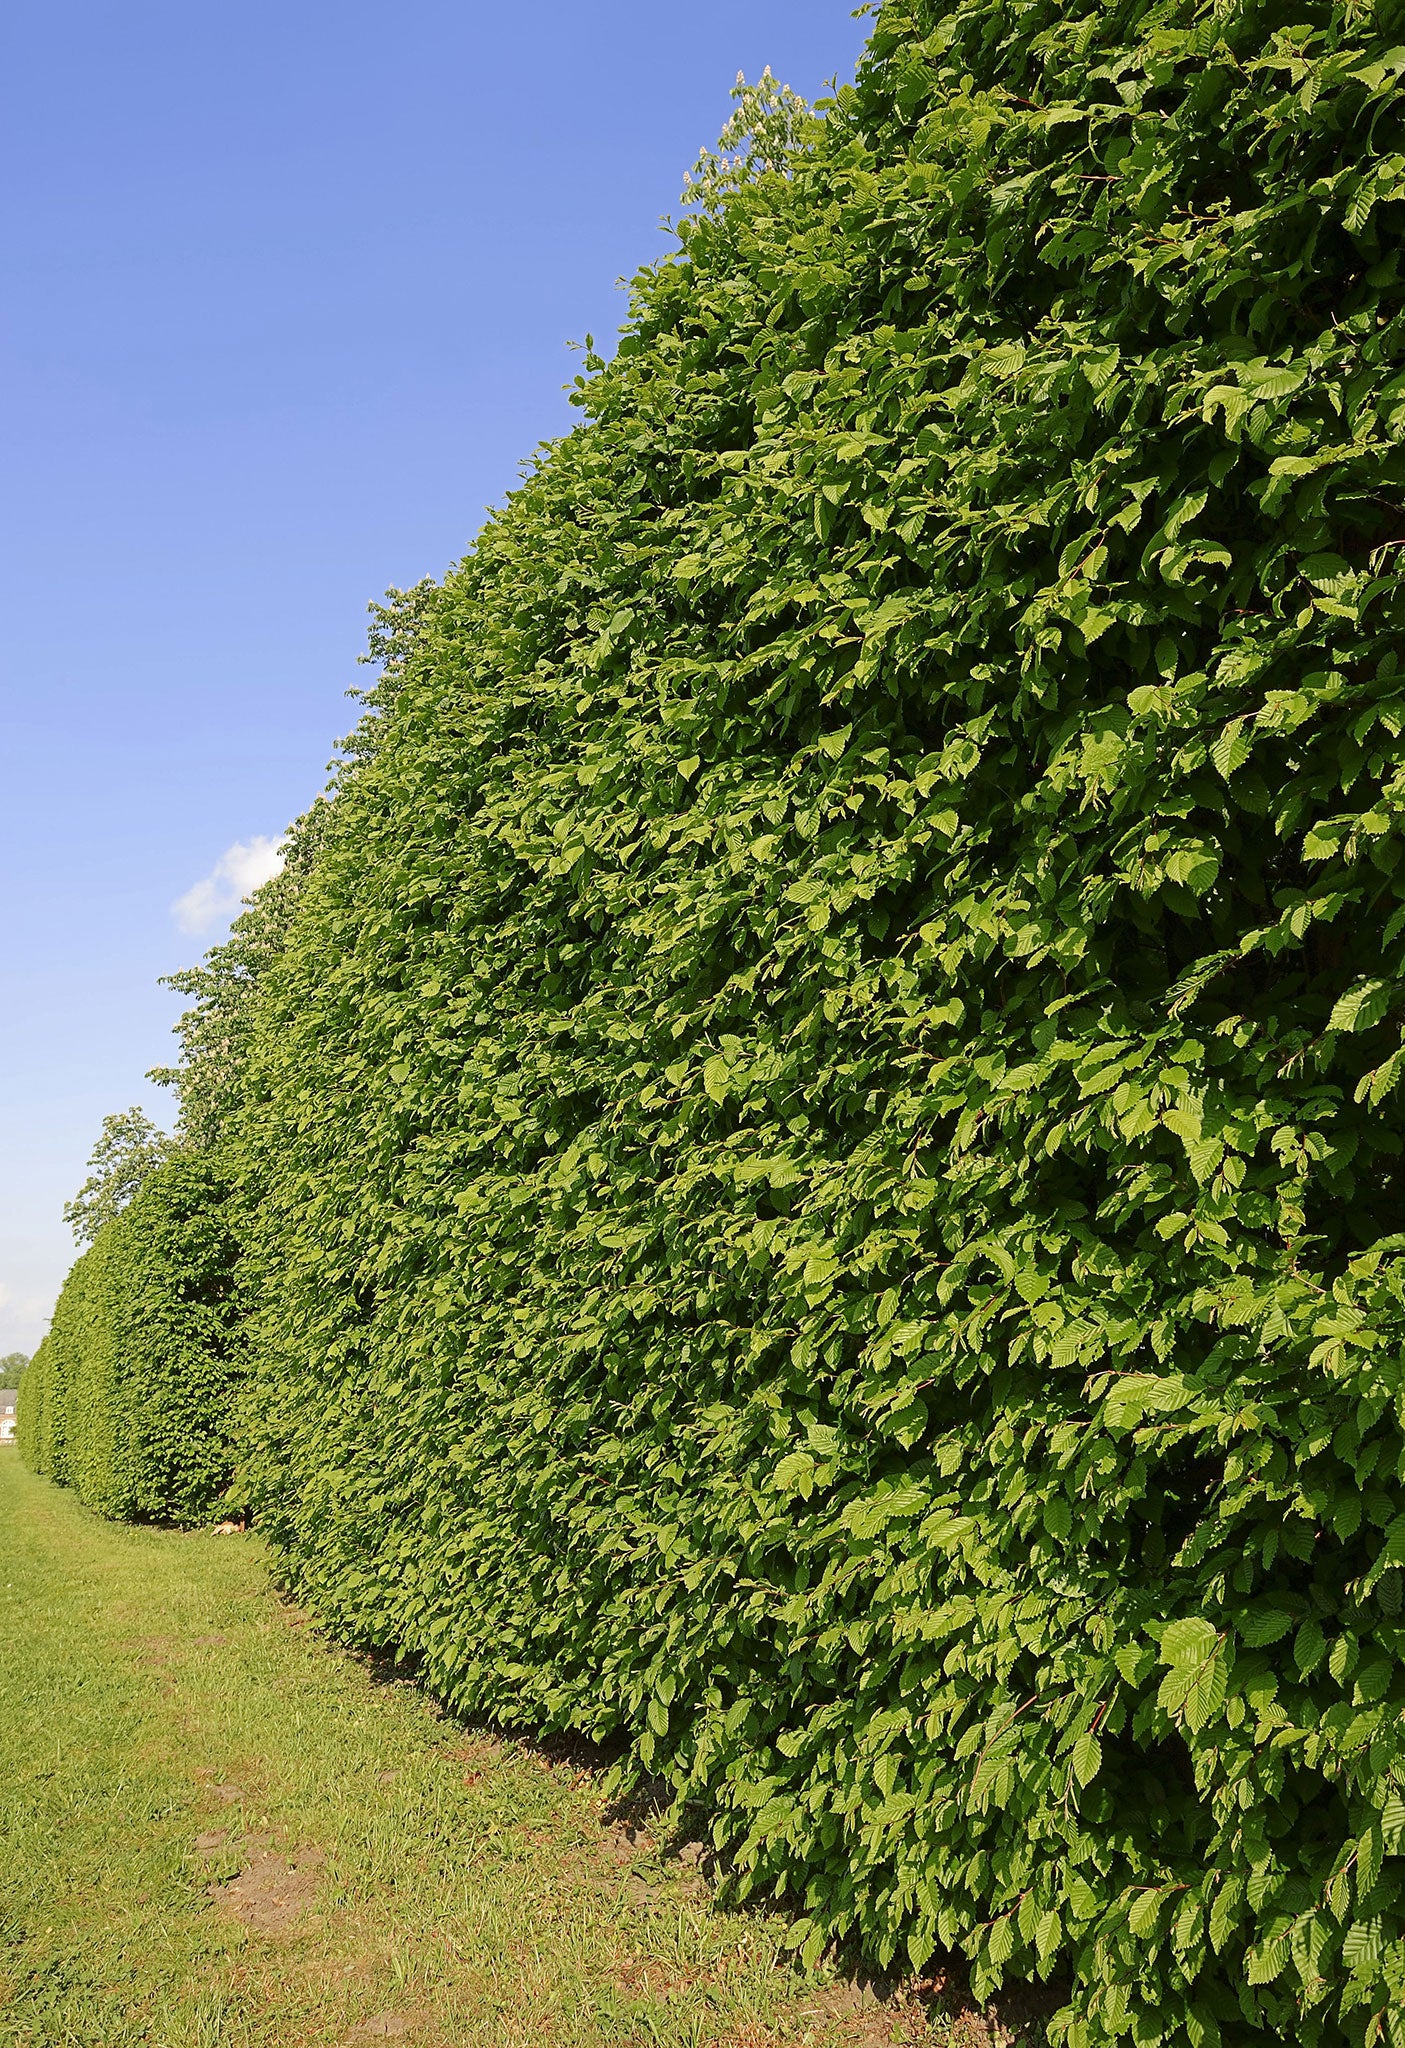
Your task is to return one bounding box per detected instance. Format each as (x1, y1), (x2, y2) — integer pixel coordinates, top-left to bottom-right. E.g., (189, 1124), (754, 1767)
(0, 1455), (953, 2048)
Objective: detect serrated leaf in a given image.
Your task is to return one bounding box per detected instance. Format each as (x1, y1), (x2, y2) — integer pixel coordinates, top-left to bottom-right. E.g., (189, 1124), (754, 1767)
(1159, 1618), (1220, 1668)
(1356, 1824), (1384, 1900)
(772, 1452), (817, 1497)
(1115, 1641), (1155, 1685)
(1294, 1619), (1326, 1676)
(1343, 1917), (1384, 1974)
(1247, 1937), (1288, 1985)
(702, 1054), (732, 1103)
(1183, 1655), (1228, 1733)
(1329, 979), (1391, 1035)
(1211, 720), (1252, 780)
(1072, 1731), (1102, 1788)
(1239, 1607), (1293, 1647)
(1129, 1887), (1167, 1935)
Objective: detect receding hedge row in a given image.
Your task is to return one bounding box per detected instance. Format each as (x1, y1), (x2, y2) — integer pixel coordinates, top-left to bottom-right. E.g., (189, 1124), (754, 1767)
(28, 0), (1405, 2040)
(216, 1), (1405, 2039)
(19, 1157), (241, 1524)
(17, 1317), (70, 1486)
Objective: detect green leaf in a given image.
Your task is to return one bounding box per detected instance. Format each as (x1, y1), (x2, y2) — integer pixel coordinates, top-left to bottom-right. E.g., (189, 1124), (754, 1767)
(1343, 1917), (1384, 1974)
(1239, 1607), (1293, 1647)
(1159, 1618), (1220, 1669)
(1115, 1641), (1155, 1686)
(1356, 1824), (1384, 1900)
(1071, 1732), (1102, 1788)
(702, 1055), (732, 1104)
(773, 1452), (817, 1498)
(1247, 1937), (1288, 1985)
(1129, 1887), (1167, 1936)
(1211, 720), (1252, 780)
(1294, 1619), (1326, 1676)
(1329, 979), (1391, 1034)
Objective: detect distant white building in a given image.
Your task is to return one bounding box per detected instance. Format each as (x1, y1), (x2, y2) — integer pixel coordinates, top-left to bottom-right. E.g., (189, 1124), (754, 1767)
(0, 1391), (16, 1445)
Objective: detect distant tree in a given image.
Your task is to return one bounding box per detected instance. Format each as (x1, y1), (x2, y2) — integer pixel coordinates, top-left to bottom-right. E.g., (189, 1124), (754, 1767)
(0, 1352), (28, 1384)
(63, 1109), (176, 1246)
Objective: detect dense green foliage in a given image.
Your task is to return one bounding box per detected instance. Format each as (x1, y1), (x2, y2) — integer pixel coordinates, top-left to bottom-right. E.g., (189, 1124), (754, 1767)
(18, 1326), (67, 1483)
(20, 1157), (241, 1524)
(33, 0), (1405, 2039)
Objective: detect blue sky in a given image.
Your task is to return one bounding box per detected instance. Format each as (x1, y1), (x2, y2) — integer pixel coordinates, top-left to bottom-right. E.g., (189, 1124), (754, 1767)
(0, 0), (872, 1357)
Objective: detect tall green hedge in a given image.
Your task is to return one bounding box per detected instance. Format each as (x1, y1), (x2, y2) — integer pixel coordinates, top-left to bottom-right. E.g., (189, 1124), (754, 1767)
(17, 1328), (69, 1485)
(223, 0), (1405, 2037)
(21, 1156), (242, 1524)
(101, 0), (1405, 2039)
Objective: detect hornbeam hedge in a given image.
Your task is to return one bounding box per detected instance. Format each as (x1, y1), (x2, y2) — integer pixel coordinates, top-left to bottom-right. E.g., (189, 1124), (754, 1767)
(36, 0), (1405, 2038)
(17, 1320), (71, 1487)
(20, 1156), (241, 1524)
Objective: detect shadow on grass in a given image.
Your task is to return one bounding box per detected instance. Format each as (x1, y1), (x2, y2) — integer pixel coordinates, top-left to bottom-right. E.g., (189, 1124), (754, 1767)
(299, 1595), (1060, 2045)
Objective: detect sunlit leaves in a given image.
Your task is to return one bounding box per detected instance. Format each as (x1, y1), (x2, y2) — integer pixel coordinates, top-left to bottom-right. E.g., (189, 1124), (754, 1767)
(148, 1), (1405, 2044)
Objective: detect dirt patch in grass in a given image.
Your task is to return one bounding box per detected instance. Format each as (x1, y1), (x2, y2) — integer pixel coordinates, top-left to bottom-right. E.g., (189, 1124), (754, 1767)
(121, 1633), (177, 1669)
(208, 1843), (326, 1935)
(929, 1960), (1062, 2046)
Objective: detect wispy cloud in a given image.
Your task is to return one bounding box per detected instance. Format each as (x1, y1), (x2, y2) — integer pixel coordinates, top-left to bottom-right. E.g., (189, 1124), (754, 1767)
(172, 835), (285, 936)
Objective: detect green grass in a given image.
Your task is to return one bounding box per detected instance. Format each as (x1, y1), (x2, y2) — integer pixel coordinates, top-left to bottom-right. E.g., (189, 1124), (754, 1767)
(0, 1456), (956, 2048)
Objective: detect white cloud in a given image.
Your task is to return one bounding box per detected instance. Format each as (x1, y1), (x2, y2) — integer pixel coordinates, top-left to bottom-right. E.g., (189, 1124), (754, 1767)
(172, 835), (285, 936)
